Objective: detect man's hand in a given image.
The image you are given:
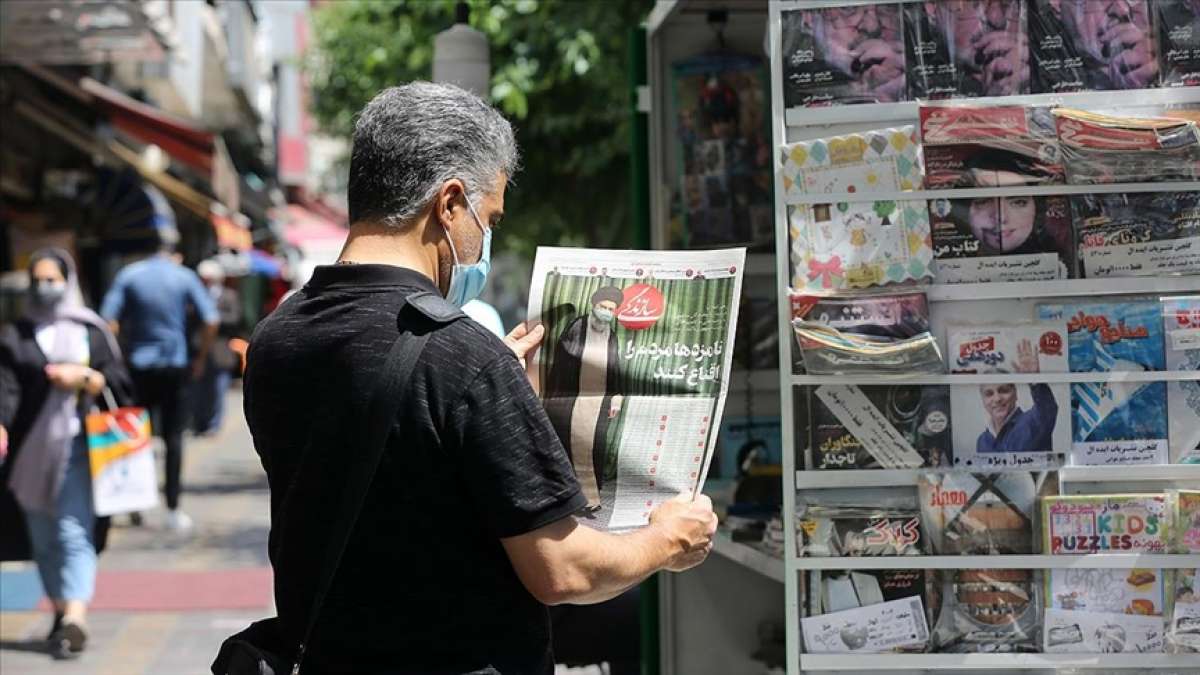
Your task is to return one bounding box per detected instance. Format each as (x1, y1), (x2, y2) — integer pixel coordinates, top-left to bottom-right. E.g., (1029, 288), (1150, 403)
(649, 493), (718, 573)
(45, 363), (92, 391)
(504, 322), (545, 368)
(608, 395), (624, 420)
(1013, 338), (1039, 374)
(1103, 22), (1159, 89)
(854, 39), (905, 102)
(190, 357), (206, 381)
(0, 425), (8, 462)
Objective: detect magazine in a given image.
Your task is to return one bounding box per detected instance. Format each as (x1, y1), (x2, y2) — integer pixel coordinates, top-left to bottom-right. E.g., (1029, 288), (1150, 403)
(1073, 192), (1200, 278)
(1053, 109), (1200, 184)
(1158, 0), (1200, 88)
(920, 105), (1064, 189)
(904, 0), (1030, 99)
(1164, 297), (1200, 463)
(1037, 301), (1169, 466)
(780, 5), (907, 108)
(930, 195), (1075, 284)
(527, 247), (745, 531)
(944, 324), (1071, 470)
(1030, 0), (1159, 92)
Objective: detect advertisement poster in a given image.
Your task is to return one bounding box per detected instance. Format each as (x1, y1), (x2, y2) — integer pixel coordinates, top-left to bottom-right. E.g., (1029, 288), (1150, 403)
(930, 195), (1075, 283)
(671, 52), (773, 249)
(780, 5), (907, 107)
(945, 324), (1071, 470)
(1038, 302), (1169, 465)
(527, 247), (745, 531)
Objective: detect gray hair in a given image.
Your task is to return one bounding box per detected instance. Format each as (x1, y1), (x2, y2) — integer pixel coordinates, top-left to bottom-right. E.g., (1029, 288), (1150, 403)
(347, 82), (519, 228)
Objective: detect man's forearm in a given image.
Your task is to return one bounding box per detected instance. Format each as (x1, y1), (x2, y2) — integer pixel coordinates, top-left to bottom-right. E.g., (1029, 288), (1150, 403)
(195, 322), (218, 363)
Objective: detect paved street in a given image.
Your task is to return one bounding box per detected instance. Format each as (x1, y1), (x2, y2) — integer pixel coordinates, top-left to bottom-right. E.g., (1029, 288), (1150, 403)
(1, 388), (273, 675)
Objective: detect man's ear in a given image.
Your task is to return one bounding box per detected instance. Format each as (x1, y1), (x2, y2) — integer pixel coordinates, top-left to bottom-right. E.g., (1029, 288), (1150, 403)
(434, 179), (467, 228)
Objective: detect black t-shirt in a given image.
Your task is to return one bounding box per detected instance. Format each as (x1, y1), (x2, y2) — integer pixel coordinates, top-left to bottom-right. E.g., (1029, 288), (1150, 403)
(243, 264), (585, 674)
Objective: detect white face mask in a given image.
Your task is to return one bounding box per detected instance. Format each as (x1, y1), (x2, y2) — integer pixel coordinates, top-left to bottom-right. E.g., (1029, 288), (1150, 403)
(592, 307), (615, 323)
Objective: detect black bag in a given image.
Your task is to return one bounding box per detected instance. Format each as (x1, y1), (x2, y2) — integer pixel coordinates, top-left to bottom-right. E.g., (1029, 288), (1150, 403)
(213, 295), (456, 675)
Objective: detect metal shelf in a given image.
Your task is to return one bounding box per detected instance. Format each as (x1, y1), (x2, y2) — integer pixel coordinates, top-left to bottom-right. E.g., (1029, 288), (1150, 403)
(783, 85), (1200, 127)
(712, 531), (786, 584)
(797, 653), (1200, 671)
(792, 370), (1199, 386)
(924, 276), (1200, 302)
(795, 465), (1200, 488)
(783, 181), (1200, 206)
(789, 553), (1200, 571)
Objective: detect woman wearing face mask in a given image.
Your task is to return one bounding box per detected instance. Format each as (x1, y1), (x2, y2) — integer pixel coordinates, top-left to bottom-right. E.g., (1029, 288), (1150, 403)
(0, 249), (132, 660)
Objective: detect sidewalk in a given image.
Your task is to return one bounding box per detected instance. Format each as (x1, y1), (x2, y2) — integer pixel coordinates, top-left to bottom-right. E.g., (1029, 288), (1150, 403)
(0, 388), (273, 675)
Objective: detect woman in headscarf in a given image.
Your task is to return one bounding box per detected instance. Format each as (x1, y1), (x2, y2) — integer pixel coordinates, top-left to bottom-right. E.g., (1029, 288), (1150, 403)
(0, 248), (131, 659)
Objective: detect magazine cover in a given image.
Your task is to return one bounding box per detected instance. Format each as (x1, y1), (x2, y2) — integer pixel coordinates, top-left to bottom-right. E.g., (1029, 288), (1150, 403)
(527, 247), (745, 531)
(919, 472), (1048, 554)
(803, 570), (930, 654)
(1158, 0), (1200, 87)
(1044, 608), (1166, 653)
(945, 324), (1071, 470)
(1054, 108), (1200, 184)
(1045, 567), (1167, 616)
(671, 52), (773, 249)
(1169, 568), (1200, 653)
(904, 0), (1029, 99)
(1178, 490), (1200, 553)
(780, 5), (907, 108)
(930, 568), (1043, 653)
(1164, 297), (1200, 463)
(1043, 494), (1171, 555)
(791, 291), (937, 374)
(930, 195), (1075, 283)
(798, 505), (925, 557)
(920, 105), (1064, 189)
(1037, 301), (1169, 465)
(781, 126), (932, 292)
(807, 384), (952, 470)
(1073, 192), (1200, 278)
(1030, 0), (1159, 93)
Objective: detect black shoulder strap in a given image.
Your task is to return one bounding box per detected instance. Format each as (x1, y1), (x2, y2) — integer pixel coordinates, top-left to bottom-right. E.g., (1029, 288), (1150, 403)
(292, 293), (461, 673)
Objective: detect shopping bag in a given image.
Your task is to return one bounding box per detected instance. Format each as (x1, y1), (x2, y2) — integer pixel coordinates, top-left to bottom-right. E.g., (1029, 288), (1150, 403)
(86, 391), (158, 516)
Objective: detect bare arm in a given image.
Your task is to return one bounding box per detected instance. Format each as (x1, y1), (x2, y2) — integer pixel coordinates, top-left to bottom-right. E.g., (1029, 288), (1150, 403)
(501, 494), (717, 606)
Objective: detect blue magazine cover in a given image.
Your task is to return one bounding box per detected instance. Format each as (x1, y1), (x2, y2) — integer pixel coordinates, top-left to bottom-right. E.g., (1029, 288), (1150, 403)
(1037, 301), (1167, 465)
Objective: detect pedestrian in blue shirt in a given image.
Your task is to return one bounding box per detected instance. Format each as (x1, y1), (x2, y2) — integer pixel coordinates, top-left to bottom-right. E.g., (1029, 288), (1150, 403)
(976, 339), (1059, 455)
(100, 230), (218, 532)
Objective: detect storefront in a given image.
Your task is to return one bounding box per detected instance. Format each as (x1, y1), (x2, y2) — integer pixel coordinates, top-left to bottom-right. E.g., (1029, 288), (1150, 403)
(647, 1), (1200, 673)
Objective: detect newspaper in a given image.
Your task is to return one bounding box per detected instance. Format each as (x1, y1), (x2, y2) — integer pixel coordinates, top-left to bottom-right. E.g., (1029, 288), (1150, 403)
(527, 247), (746, 531)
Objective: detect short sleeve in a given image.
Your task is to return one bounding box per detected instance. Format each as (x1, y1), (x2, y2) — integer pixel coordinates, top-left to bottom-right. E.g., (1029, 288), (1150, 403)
(99, 272), (127, 321)
(186, 270), (219, 324)
(450, 354), (585, 538)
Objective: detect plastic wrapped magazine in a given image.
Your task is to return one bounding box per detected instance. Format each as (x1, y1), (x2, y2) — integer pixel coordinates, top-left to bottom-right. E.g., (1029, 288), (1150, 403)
(780, 126), (932, 292)
(903, 1), (1030, 99)
(930, 568), (1043, 653)
(930, 194), (1075, 283)
(1044, 566), (1167, 616)
(1169, 568), (1200, 653)
(920, 104), (1064, 189)
(1030, 0), (1160, 93)
(793, 321), (944, 375)
(804, 569), (931, 653)
(797, 504), (925, 557)
(1158, 0), (1200, 88)
(1037, 301), (1169, 466)
(1073, 192), (1200, 278)
(944, 324), (1071, 470)
(803, 384), (952, 470)
(919, 472), (1051, 555)
(791, 291), (936, 373)
(1042, 494), (1171, 555)
(1053, 108), (1200, 184)
(780, 5), (907, 107)
(1043, 607), (1166, 653)
(1164, 297), (1200, 463)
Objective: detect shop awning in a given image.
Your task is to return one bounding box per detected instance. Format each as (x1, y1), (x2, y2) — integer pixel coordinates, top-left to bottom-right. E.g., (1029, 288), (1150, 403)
(281, 204), (348, 247)
(20, 64), (239, 211)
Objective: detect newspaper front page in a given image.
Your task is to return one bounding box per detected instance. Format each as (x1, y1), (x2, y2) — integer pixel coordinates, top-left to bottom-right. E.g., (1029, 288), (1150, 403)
(527, 247), (746, 531)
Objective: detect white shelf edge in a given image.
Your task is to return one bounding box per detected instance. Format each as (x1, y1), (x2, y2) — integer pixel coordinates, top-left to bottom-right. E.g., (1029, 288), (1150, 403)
(795, 465), (1200, 488)
(712, 531), (786, 584)
(792, 370), (1198, 386)
(924, 277), (1200, 302)
(797, 653), (1200, 671)
(783, 86), (1200, 128)
(782, 181), (1200, 206)
(788, 553), (1200, 570)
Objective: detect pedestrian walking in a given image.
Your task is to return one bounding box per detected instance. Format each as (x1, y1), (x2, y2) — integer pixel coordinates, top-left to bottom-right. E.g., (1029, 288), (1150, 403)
(217, 82), (716, 675)
(190, 259), (240, 436)
(100, 229), (218, 532)
(0, 248), (133, 659)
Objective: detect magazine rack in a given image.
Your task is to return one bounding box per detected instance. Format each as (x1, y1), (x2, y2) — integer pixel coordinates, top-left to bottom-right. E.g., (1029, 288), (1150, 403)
(768, 1), (1200, 673)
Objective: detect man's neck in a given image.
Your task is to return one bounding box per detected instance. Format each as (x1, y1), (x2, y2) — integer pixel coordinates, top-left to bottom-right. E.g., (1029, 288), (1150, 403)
(337, 220), (440, 288)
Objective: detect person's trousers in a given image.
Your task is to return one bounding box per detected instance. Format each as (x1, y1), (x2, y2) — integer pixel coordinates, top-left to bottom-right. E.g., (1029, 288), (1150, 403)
(22, 435), (97, 602)
(131, 367), (188, 510)
(191, 358), (232, 434)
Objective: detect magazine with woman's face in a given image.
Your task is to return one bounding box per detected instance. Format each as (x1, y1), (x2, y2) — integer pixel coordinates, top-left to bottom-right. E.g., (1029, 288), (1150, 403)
(931, 195), (1075, 283)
